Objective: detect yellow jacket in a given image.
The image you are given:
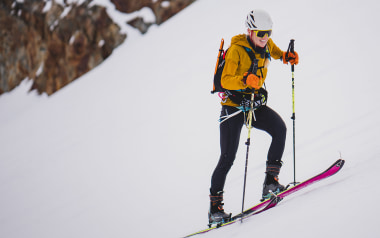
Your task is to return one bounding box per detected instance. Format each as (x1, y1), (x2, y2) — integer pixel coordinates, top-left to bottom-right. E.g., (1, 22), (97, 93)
(221, 34), (283, 107)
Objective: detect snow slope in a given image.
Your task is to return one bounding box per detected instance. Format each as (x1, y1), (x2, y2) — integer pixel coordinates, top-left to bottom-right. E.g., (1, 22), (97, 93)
(1, 0), (380, 237)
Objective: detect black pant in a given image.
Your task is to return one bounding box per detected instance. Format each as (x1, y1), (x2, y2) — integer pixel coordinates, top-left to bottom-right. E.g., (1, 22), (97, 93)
(210, 105), (286, 194)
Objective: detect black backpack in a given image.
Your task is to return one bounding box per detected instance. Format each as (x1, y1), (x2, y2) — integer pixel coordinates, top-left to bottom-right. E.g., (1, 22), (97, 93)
(211, 38), (265, 107)
(211, 38), (258, 94)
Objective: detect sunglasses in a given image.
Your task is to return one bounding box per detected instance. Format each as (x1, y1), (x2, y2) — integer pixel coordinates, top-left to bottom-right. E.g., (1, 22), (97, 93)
(254, 30), (272, 38)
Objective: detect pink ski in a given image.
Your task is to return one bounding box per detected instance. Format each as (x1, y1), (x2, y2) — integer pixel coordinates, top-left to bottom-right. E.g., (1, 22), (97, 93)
(184, 159), (345, 237)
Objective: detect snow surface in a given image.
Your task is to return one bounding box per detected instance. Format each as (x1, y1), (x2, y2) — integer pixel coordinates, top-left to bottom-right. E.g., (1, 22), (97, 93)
(1, 0), (380, 237)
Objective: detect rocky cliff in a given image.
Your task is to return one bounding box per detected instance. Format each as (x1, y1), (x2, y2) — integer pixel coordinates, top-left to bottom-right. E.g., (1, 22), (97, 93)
(0, 0), (194, 95)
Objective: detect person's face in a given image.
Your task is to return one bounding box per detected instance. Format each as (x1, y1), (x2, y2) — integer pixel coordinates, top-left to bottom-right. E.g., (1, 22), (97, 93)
(248, 29), (271, 48)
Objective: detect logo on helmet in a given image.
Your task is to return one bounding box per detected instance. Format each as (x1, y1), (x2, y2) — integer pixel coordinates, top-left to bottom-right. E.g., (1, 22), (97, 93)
(247, 15), (257, 29)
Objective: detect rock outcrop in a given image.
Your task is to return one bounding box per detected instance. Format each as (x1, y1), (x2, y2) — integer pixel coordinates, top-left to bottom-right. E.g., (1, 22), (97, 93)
(0, 0), (126, 95)
(0, 0), (195, 95)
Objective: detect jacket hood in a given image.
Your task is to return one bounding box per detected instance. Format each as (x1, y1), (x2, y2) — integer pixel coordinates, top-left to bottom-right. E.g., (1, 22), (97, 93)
(231, 34), (251, 49)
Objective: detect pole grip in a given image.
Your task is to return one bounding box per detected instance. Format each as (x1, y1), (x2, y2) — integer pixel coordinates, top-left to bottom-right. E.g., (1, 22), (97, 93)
(289, 39), (295, 53)
(285, 39), (295, 62)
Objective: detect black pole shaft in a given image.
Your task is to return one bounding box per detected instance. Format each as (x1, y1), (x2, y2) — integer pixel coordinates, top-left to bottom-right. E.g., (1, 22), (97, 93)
(292, 78), (296, 185)
(241, 137), (250, 223)
(289, 39), (296, 185)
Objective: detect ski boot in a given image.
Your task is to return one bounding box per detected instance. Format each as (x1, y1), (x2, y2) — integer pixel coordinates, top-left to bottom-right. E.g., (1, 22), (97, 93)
(208, 191), (231, 227)
(262, 161), (285, 201)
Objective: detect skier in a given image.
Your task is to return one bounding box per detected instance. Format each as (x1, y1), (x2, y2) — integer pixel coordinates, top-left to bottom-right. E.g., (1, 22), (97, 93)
(209, 9), (299, 224)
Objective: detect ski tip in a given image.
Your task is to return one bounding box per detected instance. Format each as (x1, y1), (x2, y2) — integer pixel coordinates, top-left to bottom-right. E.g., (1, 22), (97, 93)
(336, 159), (345, 168)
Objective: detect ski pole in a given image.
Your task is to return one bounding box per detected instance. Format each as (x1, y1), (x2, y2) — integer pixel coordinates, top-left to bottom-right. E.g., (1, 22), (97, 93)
(214, 38), (224, 75)
(212, 38), (225, 93)
(241, 59), (259, 223)
(286, 39), (297, 185)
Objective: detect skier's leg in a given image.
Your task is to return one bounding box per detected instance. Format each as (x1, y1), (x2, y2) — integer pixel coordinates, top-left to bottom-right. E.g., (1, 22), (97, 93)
(209, 106), (244, 222)
(252, 105), (286, 198)
(210, 106), (244, 194)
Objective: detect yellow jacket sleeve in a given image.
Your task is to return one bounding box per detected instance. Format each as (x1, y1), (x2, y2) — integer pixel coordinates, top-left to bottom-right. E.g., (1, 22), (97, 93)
(220, 44), (251, 91)
(267, 39), (283, 60)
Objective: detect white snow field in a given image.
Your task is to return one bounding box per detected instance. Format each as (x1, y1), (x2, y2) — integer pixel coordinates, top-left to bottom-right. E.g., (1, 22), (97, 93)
(1, 0), (380, 237)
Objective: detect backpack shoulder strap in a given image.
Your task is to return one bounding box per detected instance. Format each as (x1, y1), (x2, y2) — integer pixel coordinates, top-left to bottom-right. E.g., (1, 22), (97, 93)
(241, 46), (259, 74)
(241, 46), (256, 62)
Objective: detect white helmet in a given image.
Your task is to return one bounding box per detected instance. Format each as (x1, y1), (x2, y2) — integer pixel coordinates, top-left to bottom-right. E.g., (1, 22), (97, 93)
(245, 10), (273, 31)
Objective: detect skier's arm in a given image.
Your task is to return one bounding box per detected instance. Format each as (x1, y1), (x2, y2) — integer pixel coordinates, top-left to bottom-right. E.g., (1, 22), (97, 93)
(221, 46), (263, 90)
(267, 38), (283, 60)
(268, 38), (299, 65)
